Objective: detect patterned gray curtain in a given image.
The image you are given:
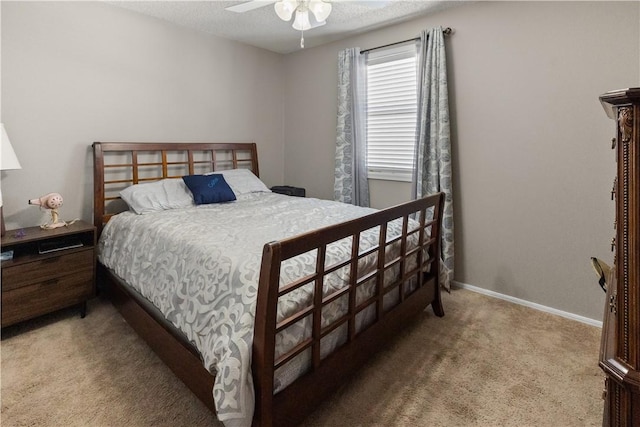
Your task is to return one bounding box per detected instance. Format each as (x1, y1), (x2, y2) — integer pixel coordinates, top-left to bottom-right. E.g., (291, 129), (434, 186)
(334, 48), (369, 207)
(411, 27), (454, 290)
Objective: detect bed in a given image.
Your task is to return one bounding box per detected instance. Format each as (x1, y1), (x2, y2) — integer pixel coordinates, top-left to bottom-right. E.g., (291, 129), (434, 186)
(93, 142), (444, 427)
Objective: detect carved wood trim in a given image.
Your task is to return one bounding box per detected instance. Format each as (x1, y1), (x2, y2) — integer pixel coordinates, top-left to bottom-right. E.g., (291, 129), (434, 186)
(620, 107), (634, 143)
(620, 125), (630, 362)
(615, 104), (638, 367)
(600, 88), (640, 425)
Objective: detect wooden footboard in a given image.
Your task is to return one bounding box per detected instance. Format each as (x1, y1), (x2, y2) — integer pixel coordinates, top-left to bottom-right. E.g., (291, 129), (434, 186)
(253, 193), (444, 427)
(93, 142), (444, 427)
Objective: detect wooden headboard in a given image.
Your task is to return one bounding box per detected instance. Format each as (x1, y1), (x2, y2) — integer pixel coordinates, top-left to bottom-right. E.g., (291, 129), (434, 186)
(92, 142), (259, 236)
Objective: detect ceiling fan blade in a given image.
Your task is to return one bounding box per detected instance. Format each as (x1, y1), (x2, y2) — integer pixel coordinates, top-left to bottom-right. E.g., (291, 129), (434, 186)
(225, 1), (278, 13)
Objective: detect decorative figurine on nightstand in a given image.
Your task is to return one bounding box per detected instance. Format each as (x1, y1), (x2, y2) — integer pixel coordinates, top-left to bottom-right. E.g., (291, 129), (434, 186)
(28, 193), (75, 229)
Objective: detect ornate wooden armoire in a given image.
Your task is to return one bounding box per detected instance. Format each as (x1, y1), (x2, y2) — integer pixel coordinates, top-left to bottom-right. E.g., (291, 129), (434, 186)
(599, 88), (640, 426)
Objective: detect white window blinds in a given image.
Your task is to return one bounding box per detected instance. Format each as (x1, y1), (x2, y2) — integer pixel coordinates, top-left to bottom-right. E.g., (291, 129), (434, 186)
(366, 43), (418, 182)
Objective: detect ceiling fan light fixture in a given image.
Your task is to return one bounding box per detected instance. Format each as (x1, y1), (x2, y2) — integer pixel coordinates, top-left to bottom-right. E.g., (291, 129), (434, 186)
(292, 9), (312, 31)
(274, 0), (332, 49)
(274, 0), (297, 21)
(309, 0), (331, 23)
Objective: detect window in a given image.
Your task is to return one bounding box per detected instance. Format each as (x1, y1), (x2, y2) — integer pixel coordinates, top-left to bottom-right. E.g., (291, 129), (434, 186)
(366, 42), (418, 182)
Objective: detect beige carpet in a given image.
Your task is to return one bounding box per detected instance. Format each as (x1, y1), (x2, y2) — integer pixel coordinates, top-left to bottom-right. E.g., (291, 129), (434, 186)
(1, 288), (604, 426)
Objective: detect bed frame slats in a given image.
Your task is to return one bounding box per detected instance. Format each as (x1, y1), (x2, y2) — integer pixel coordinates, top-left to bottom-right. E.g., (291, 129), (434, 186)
(253, 194), (444, 427)
(92, 141), (259, 236)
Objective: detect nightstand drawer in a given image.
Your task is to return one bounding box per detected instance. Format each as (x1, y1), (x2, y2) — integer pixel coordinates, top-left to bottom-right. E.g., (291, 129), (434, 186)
(1, 221), (96, 328)
(1, 269), (94, 326)
(2, 249), (94, 291)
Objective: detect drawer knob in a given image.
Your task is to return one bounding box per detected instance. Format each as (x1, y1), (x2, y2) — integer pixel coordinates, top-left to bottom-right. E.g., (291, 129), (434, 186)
(611, 138), (617, 149)
(611, 237), (616, 251)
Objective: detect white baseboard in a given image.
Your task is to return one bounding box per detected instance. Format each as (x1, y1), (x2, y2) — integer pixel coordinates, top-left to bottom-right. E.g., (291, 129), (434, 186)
(451, 281), (603, 328)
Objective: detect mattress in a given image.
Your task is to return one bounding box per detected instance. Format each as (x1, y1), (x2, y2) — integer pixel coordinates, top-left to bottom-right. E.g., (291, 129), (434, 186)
(98, 192), (419, 427)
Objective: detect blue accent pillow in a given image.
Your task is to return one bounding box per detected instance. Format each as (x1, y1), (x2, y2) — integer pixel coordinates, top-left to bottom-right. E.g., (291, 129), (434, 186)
(182, 174), (236, 205)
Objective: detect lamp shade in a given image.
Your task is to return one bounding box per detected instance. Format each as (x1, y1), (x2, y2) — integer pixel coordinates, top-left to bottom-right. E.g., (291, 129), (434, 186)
(1, 124), (21, 171)
(292, 9), (312, 31)
(309, 0), (331, 22)
(274, 0), (297, 21)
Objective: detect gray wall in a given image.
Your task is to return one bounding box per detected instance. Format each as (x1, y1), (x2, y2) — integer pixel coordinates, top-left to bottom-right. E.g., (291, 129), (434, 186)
(281, 1), (640, 321)
(1, 1), (285, 227)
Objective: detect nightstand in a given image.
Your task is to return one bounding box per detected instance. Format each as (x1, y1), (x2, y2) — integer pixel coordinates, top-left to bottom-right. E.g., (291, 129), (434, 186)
(271, 186), (306, 197)
(1, 220), (96, 327)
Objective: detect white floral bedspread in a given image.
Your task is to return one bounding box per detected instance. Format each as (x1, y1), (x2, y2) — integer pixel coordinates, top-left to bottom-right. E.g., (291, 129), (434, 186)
(98, 192), (415, 427)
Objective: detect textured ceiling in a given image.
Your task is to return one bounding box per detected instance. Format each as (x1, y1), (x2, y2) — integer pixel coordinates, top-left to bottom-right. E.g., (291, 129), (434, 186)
(107, 1), (461, 54)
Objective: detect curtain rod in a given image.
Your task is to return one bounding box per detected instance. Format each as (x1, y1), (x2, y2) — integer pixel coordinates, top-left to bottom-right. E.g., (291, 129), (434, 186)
(360, 27), (452, 55)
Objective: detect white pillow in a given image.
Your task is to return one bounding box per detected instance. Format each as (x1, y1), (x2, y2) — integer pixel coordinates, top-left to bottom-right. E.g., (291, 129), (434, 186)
(120, 179), (194, 214)
(214, 169), (271, 195)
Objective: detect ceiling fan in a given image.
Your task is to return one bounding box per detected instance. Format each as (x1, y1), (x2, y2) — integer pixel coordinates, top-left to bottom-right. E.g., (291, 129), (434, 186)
(225, 1), (280, 14)
(226, 1), (329, 28)
(225, 0), (392, 14)
(226, 1), (332, 47)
